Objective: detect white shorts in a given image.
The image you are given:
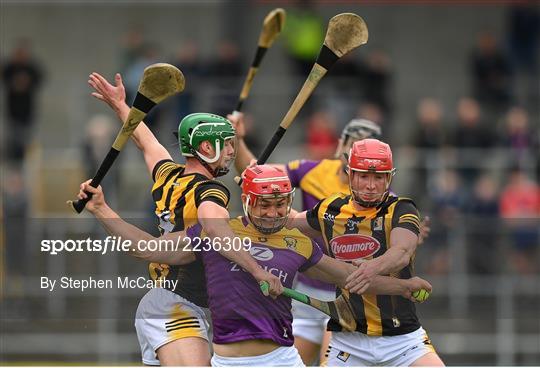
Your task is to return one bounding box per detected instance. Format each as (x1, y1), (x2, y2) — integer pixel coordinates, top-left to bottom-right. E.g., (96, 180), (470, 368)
(292, 281), (335, 344)
(211, 345), (305, 367)
(325, 327), (436, 366)
(134, 287), (211, 365)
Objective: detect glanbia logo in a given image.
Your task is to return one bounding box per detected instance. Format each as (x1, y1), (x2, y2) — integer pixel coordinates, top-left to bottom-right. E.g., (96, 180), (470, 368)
(330, 234), (380, 261)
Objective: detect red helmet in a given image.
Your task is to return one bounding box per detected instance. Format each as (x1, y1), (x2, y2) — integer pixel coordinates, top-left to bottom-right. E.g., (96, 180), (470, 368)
(347, 139), (395, 207)
(241, 165), (295, 234)
(348, 138), (394, 172)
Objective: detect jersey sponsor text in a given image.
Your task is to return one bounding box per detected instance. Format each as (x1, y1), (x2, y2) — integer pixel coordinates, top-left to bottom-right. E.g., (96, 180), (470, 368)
(330, 234), (381, 261)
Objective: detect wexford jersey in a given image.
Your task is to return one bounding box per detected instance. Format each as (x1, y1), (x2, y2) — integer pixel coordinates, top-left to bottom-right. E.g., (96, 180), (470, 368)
(286, 159), (349, 210)
(149, 159), (230, 308)
(306, 193), (422, 336)
(286, 159), (349, 290)
(188, 217), (323, 346)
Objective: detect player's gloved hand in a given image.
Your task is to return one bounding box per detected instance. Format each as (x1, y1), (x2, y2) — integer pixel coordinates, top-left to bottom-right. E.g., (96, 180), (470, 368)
(88, 72), (128, 117)
(77, 180), (106, 214)
(253, 267), (283, 299)
(227, 112), (246, 140)
(403, 276), (432, 303)
(418, 216), (431, 245)
(345, 258), (381, 294)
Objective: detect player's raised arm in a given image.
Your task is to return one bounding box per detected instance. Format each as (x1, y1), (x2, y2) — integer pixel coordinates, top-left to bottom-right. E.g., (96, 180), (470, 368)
(77, 180), (195, 265)
(88, 72), (172, 176)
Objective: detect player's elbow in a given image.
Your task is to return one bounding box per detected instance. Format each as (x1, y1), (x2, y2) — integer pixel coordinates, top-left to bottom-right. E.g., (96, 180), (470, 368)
(396, 248), (413, 270)
(201, 221), (221, 238)
(200, 215), (229, 239)
(130, 235), (159, 261)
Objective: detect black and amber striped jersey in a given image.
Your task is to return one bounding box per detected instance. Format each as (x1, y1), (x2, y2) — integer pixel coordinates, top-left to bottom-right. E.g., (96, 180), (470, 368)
(149, 159), (230, 308)
(306, 193), (421, 336)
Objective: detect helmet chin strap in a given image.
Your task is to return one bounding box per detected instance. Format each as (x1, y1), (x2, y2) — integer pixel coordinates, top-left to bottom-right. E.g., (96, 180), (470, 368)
(195, 138), (221, 164)
(352, 190), (389, 208)
(189, 146), (229, 178)
(349, 171), (393, 208)
(243, 195), (290, 235)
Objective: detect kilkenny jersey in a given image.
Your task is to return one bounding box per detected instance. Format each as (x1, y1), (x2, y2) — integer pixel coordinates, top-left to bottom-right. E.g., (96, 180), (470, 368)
(287, 158), (349, 290)
(189, 217), (323, 346)
(306, 193), (421, 336)
(149, 159), (230, 308)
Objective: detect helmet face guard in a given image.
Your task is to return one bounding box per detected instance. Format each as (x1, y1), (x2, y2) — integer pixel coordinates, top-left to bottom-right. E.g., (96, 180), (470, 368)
(205, 136), (236, 177)
(347, 139), (395, 208)
(348, 168), (395, 207)
(241, 165), (295, 234)
(243, 191), (295, 235)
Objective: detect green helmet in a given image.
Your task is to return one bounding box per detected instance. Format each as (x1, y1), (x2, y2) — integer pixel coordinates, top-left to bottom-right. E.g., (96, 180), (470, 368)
(178, 113), (236, 164)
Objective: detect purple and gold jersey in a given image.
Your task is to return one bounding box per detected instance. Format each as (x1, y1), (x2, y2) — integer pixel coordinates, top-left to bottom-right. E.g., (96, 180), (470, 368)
(287, 159), (349, 290)
(188, 217), (323, 346)
(286, 159), (349, 211)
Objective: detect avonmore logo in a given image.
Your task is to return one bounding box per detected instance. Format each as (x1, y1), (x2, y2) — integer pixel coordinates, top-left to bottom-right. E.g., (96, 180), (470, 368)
(330, 234), (380, 261)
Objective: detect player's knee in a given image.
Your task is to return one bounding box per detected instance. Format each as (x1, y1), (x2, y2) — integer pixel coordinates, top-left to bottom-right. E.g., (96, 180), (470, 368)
(156, 338), (210, 366)
(294, 336), (321, 365)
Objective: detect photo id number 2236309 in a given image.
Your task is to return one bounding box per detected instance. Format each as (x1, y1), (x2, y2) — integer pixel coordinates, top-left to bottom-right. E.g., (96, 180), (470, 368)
(185, 237), (252, 252)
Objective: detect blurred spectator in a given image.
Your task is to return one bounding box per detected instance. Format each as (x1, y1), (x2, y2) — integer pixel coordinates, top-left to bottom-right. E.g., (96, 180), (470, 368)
(206, 40), (243, 116)
(499, 168), (540, 275)
(356, 103), (385, 130)
(282, 0), (324, 76)
(329, 53), (362, 122)
(506, 2), (540, 107)
(123, 42), (160, 102)
(123, 43), (161, 126)
(470, 32), (513, 112)
(449, 97), (494, 187)
(424, 170), (465, 274)
(305, 111), (338, 160)
(360, 50), (393, 116)
(465, 174), (500, 274)
(119, 26), (146, 76)
(82, 114), (120, 207)
(413, 98), (446, 148)
(173, 41), (202, 125)
(206, 40), (243, 78)
(282, 1), (324, 118)
(2, 39), (43, 163)
(412, 98), (446, 197)
(499, 106), (538, 165)
(331, 53), (361, 92)
(1, 168), (28, 276)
